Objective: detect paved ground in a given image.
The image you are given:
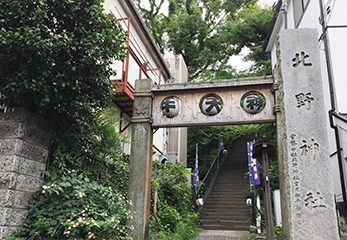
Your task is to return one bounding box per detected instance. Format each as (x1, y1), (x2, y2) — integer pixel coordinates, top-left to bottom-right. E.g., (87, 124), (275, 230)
(191, 230), (250, 240)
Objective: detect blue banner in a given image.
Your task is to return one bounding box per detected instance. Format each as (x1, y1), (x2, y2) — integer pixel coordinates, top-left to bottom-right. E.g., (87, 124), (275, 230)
(218, 139), (224, 150)
(193, 144), (199, 187)
(248, 142), (260, 186)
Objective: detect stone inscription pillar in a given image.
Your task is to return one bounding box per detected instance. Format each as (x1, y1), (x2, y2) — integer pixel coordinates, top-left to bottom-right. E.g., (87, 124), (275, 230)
(127, 79), (154, 240)
(0, 108), (49, 239)
(275, 29), (339, 239)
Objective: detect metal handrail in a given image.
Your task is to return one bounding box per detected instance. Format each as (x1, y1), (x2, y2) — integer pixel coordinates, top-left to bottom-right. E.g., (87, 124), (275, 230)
(194, 140), (229, 210)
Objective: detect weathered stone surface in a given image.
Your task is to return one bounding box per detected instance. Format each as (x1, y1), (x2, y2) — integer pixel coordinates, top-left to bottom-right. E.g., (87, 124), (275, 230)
(9, 209), (29, 226)
(19, 158), (45, 177)
(19, 140), (49, 163)
(0, 155), (19, 172)
(0, 172), (17, 190)
(0, 207), (29, 226)
(0, 108), (49, 239)
(0, 207), (11, 225)
(275, 29), (339, 239)
(0, 226), (19, 239)
(0, 110), (50, 148)
(0, 108), (50, 132)
(13, 191), (33, 209)
(0, 122), (25, 140)
(128, 79), (154, 240)
(0, 139), (48, 163)
(16, 174), (43, 192)
(0, 189), (33, 209)
(0, 190), (14, 207)
(0, 139), (18, 156)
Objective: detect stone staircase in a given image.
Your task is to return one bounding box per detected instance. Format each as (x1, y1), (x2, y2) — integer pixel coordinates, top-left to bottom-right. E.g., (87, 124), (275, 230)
(199, 137), (251, 231)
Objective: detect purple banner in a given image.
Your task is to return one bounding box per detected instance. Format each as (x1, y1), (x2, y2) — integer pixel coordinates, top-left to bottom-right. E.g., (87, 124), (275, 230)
(193, 144), (199, 187)
(248, 142), (260, 186)
(218, 139), (224, 150)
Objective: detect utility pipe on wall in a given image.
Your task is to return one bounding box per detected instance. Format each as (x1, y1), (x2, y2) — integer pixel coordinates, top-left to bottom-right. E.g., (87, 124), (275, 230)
(282, 0), (288, 29)
(318, 0), (347, 207)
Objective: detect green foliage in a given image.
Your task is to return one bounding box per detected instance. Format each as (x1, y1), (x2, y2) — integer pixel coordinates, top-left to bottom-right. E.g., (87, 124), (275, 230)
(274, 225), (283, 239)
(49, 107), (131, 194)
(133, 0), (167, 53)
(187, 124), (268, 178)
(150, 161), (203, 239)
(249, 225), (283, 239)
(0, 0), (127, 159)
(135, 0), (273, 80)
(152, 161), (192, 216)
(339, 216), (347, 234)
(165, 0), (256, 80)
(2, 1), (137, 239)
(5, 110), (131, 239)
(6, 168), (134, 240)
(223, 3), (274, 76)
(150, 212), (203, 240)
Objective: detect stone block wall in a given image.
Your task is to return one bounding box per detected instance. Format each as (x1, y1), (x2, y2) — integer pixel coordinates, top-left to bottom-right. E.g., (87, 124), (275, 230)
(0, 108), (50, 239)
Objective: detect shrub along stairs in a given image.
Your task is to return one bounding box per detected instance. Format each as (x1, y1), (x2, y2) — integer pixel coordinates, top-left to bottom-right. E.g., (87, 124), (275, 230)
(199, 137), (251, 231)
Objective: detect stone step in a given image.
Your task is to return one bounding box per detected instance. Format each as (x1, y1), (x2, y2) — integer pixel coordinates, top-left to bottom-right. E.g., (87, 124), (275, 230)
(201, 210), (249, 215)
(199, 209), (250, 215)
(209, 186), (248, 190)
(201, 224), (249, 231)
(204, 194), (249, 199)
(199, 216), (250, 222)
(205, 200), (248, 205)
(191, 230), (250, 240)
(199, 137), (252, 232)
(202, 204), (249, 210)
(200, 219), (249, 225)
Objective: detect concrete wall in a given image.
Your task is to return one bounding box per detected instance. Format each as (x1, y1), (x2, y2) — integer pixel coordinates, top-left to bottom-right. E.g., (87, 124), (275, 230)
(0, 108), (49, 239)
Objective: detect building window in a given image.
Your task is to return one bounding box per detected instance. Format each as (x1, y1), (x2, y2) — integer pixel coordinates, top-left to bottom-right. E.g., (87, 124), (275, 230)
(293, 0), (310, 27)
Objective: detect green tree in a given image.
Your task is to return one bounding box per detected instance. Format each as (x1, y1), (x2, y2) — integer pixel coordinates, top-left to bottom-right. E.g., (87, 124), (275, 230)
(134, 0), (167, 53)
(0, 0), (127, 163)
(1, 2), (135, 239)
(223, 3), (274, 76)
(135, 0), (273, 80)
(0, 0), (126, 158)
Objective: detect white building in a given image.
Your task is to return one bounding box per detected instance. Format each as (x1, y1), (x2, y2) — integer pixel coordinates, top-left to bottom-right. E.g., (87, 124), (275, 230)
(264, 0), (347, 215)
(103, 0), (188, 165)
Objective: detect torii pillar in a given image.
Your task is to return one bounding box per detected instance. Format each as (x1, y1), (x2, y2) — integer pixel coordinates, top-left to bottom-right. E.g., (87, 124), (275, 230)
(127, 79), (153, 240)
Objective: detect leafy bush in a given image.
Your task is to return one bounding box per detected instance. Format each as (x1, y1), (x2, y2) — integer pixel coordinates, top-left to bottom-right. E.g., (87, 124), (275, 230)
(6, 168), (134, 240)
(149, 161), (203, 239)
(151, 204), (181, 232)
(50, 108), (131, 195)
(0, 0), (127, 163)
(152, 161), (192, 215)
(150, 212), (202, 240)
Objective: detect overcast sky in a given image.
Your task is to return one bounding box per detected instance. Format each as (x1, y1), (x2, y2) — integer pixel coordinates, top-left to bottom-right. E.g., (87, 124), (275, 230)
(258, 0), (278, 6)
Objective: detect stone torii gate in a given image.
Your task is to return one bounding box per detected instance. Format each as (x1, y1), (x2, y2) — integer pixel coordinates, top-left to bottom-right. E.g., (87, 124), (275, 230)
(127, 29), (339, 240)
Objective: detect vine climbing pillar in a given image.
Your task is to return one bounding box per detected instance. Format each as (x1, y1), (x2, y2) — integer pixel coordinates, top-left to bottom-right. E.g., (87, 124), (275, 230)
(127, 79), (153, 240)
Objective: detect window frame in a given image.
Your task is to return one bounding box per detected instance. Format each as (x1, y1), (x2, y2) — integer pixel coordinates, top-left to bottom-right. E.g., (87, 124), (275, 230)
(293, 0), (311, 28)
